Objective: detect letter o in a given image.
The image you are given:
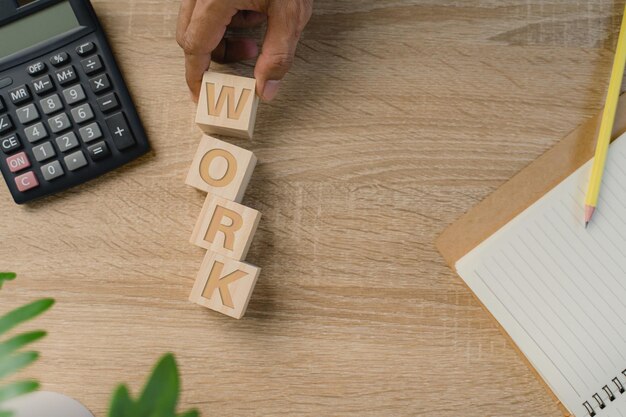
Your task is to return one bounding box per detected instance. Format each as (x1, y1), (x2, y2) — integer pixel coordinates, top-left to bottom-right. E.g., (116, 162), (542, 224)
(199, 149), (237, 188)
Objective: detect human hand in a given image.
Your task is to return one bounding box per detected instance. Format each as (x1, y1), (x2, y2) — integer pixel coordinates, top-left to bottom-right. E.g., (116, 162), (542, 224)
(176, 0), (313, 102)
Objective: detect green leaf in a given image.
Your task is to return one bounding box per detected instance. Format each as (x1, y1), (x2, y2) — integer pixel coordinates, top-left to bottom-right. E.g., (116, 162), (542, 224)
(0, 274), (16, 290)
(177, 410), (199, 417)
(0, 331), (46, 358)
(136, 354), (179, 417)
(108, 385), (134, 417)
(0, 299), (54, 336)
(0, 380), (39, 402)
(0, 410), (13, 417)
(0, 351), (38, 380)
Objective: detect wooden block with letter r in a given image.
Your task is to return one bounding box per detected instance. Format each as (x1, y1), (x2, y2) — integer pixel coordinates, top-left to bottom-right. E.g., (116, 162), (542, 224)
(189, 251), (261, 319)
(190, 194), (261, 261)
(195, 72), (259, 139)
(185, 134), (257, 203)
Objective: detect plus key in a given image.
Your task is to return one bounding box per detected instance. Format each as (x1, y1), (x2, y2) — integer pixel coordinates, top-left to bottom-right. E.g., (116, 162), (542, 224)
(105, 112), (135, 151)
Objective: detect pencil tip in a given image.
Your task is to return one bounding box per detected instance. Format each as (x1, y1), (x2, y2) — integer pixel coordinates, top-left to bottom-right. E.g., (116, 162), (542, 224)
(584, 205), (595, 227)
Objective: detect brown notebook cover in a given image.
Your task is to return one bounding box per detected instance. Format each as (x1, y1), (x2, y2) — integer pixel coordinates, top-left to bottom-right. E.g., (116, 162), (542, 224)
(436, 94), (626, 416)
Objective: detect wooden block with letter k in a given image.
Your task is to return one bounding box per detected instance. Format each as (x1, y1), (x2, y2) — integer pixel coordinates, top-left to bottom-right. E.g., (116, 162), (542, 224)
(189, 252), (261, 319)
(195, 72), (259, 139)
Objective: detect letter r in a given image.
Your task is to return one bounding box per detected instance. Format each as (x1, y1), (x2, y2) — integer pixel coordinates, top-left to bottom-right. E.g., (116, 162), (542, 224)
(204, 205), (244, 251)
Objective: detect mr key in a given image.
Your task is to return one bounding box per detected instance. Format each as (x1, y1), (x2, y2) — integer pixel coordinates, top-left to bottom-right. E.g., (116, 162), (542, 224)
(0, 0), (149, 204)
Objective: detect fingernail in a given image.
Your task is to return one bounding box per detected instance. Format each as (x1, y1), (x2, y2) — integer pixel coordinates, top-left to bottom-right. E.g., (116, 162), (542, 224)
(262, 80), (281, 101)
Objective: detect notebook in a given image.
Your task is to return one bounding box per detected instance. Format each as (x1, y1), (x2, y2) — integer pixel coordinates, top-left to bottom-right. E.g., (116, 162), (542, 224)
(455, 132), (626, 417)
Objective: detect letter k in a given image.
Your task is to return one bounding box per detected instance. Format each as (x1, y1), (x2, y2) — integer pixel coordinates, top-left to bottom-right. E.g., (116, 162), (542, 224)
(202, 261), (248, 309)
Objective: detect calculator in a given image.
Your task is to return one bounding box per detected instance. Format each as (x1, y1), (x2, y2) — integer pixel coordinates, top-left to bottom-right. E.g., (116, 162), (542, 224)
(0, 0), (150, 204)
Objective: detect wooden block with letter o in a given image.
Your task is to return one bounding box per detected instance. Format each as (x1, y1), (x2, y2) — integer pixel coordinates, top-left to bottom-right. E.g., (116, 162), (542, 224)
(190, 194), (261, 261)
(195, 72), (259, 139)
(189, 251), (261, 319)
(185, 134), (257, 203)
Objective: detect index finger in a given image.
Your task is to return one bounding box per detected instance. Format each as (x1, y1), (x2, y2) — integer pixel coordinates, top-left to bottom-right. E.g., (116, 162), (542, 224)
(185, 53), (212, 102)
(179, 1), (240, 100)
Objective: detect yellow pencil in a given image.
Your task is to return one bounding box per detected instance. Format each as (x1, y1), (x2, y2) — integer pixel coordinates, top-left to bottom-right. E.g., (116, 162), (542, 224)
(585, 4), (626, 227)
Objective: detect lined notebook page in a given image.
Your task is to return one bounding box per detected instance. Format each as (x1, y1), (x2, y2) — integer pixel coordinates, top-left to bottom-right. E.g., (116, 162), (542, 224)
(456, 133), (626, 417)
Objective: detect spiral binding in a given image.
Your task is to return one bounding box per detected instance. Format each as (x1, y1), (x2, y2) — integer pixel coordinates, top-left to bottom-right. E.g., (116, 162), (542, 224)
(583, 369), (626, 416)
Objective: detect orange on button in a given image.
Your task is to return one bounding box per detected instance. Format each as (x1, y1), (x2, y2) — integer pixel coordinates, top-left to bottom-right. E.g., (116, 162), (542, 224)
(6, 151), (31, 173)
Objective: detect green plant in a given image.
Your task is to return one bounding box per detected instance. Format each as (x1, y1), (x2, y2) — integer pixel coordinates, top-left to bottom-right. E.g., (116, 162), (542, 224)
(109, 353), (199, 417)
(0, 274), (198, 417)
(0, 272), (54, 417)
(0, 274), (16, 290)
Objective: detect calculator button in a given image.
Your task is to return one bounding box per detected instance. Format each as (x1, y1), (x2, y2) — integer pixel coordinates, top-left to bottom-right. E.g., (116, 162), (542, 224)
(8, 85), (31, 105)
(32, 141), (56, 162)
(106, 112), (135, 150)
(27, 61), (46, 76)
(89, 74), (111, 94)
(64, 150), (88, 171)
(71, 103), (94, 124)
(79, 122), (102, 143)
(15, 171), (39, 192)
(32, 75), (54, 96)
(6, 151), (30, 173)
(76, 42), (95, 56)
(87, 141), (110, 161)
(55, 66), (77, 86)
(24, 122), (48, 143)
(0, 97), (5, 113)
(16, 104), (40, 125)
(48, 113), (72, 133)
(40, 160), (64, 181)
(0, 77), (12, 90)
(1, 134), (21, 154)
(81, 56), (103, 75)
(97, 93), (120, 113)
(55, 132), (79, 152)
(50, 52), (70, 67)
(0, 114), (13, 135)
(40, 94), (63, 115)
(62, 85), (86, 105)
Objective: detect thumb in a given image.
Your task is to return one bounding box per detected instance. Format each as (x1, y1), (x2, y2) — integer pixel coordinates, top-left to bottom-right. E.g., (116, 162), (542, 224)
(254, 1), (312, 101)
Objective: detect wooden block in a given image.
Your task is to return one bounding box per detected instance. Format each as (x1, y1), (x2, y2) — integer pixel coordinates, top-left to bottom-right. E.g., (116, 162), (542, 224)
(185, 135), (257, 203)
(190, 194), (261, 261)
(189, 252), (260, 319)
(195, 72), (259, 139)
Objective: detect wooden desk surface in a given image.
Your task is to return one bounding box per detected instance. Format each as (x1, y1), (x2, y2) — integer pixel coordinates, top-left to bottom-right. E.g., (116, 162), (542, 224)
(1, 1), (620, 415)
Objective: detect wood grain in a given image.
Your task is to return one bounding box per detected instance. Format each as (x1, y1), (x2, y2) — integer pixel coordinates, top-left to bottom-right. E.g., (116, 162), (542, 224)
(1, 1), (623, 416)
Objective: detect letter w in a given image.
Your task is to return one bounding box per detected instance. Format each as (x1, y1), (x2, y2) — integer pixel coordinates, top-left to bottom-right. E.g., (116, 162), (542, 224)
(206, 83), (252, 120)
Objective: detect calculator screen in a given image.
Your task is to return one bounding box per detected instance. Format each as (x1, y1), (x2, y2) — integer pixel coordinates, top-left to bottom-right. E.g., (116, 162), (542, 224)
(0, 1), (80, 60)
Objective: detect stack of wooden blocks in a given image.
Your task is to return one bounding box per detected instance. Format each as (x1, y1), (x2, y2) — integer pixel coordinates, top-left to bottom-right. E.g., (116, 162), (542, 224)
(185, 72), (262, 319)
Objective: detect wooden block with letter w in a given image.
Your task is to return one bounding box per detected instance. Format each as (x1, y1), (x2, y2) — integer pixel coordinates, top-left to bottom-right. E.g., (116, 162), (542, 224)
(195, 72), (259, 139)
